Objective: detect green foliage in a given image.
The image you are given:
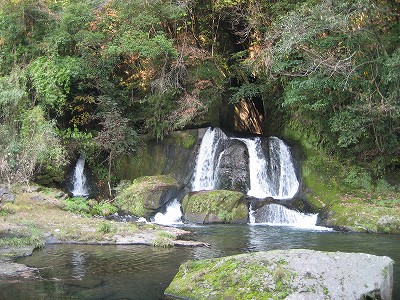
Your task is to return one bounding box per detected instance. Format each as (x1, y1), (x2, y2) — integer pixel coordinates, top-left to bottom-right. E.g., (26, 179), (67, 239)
(64, 197), (90, 216)
(27, 56), (84, 114)
(92, 201), (118, 216)
(157, 231), (176, 239)
(152, 236), (175, 248)
(342, 168), (373, 192)
(0, 226), (45, 249)
(230, 83), (261, 104)
(97, 222), (114, 234)
(0, 106), (68, 185)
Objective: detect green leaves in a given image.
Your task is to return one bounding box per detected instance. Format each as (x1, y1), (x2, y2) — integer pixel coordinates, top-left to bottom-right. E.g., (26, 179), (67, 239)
(27, 56), (84, 114)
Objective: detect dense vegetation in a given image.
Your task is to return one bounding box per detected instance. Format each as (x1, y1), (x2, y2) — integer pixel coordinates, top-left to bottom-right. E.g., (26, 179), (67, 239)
(0, 0), (399, 192)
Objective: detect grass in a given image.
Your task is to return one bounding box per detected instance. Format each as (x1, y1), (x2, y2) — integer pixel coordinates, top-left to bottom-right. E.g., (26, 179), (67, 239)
(0, 225), (45, 249)
(152, 236), (175, 248)
(97, 222), (114, 234)
(0, 187), (185, 248)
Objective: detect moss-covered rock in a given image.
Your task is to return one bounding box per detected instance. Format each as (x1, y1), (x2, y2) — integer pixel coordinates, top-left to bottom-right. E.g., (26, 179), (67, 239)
(182, 190), (248, 223)
(165, 249), (394, 300)
(114, 175), (179, 218)
(115, 129), (199, 185)
(283, 127), (400, 234)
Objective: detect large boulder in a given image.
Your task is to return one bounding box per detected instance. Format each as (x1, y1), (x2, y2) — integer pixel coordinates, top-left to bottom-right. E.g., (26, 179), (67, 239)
(114, 175), (179, 218)
(215, 139), (250, 192)
(182, 190), (248, 224)
(165, 249), (393, 300)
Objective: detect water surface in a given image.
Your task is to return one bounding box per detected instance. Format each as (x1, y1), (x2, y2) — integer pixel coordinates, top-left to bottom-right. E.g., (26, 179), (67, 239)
(0, 225), (398, 299)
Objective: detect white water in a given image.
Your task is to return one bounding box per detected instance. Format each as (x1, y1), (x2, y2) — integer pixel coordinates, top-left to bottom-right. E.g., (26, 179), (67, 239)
(153, 200), (183, 225)
(235, 137), (299, 199)
(249, 204), (331, 231)
(269, 137), (300, 198)
(71, 154), (89, 197)
(236, 138), (274, 198)
(192, 128), (226, 191)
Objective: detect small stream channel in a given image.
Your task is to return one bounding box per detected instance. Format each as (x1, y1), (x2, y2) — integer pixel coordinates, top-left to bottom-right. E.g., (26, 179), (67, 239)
(0, 225), (398, 299)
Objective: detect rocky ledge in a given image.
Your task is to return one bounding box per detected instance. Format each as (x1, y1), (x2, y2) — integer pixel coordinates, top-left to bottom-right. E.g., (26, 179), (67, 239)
(165, 249), (393, 300)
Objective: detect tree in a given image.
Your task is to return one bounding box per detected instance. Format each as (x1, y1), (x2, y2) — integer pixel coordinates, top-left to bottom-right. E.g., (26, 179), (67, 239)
(94, 99), (137, 197)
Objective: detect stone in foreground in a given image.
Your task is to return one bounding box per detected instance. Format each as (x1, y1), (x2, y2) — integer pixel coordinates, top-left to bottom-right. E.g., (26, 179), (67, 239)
(165, 249), (393, 300)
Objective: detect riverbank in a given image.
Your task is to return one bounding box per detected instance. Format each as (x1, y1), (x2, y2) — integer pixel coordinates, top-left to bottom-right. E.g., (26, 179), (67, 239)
(0, 185), (207, 278)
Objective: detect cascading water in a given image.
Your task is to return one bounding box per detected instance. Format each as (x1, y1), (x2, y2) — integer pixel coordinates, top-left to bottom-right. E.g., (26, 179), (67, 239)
(235, 137), (299, 199)
(153, 200), (183, 225)
(191, 127), (299, 198)
(236, 138), (274, 198)
(191, 128), (226, 191)
(190, 127), (321, 229)
(249, 204), (331, 230)
(71, 154), (89, 197)
(269, 137), (300, 198)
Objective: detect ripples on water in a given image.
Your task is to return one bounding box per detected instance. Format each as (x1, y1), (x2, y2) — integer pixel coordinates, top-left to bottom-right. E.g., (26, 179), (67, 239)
(0, 225), (399, 299)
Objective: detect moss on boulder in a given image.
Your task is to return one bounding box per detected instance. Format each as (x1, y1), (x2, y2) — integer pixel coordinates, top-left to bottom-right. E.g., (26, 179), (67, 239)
(182, 190), (248, 223)
(165, 249), (394, 300)
(283, 127), (400, 234)
(114, 175), (179, 218)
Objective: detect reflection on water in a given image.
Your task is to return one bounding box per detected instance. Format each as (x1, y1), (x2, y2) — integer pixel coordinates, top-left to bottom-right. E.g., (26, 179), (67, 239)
(72, 250), (86, 280)
(0, 225), (398, 299)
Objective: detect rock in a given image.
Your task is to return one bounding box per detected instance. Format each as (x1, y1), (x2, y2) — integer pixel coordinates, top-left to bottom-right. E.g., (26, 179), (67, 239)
(0, 187), (9, 198)
(165, 249), (393, 300)
(215, 139), (250, 192)
(0, 188), (15, 203)
(114, 175), (179, 218)
(20, 185), (41, 193)
(0, 262), (39, 279)
(30, 195), (45, 201)
(116, 129), (199, 187)
(182, 190), (248, 224)
(54, 191), (68, 199)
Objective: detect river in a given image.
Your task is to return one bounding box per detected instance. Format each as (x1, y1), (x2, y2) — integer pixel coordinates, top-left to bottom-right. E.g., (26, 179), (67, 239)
(0, 224), (398, 299)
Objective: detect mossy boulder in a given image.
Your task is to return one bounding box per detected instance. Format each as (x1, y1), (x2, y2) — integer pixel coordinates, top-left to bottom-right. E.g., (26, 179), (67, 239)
(165, 249), (393, 300)
(182, 190), (248, 223)
(114, 175), (179, 218)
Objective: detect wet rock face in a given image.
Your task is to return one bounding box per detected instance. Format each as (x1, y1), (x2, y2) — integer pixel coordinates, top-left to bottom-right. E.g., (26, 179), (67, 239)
(216, 139), (250, 193)
(165, 249), (394, 300)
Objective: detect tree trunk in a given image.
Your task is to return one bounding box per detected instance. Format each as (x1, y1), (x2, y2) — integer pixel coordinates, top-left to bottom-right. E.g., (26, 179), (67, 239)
(108, 151), (113, 198)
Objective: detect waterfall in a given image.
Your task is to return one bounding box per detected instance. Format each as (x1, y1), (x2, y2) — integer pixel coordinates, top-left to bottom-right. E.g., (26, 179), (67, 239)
(191, 127), (298, 199)
(192, 128), (226, 191)
(269, 137), (300, 199)
(249, 204), (331, 230)
(71, 154), (89, 197)
(235, 137), (299, 199)
(153, 200), (183, 225)
(236, 138), (274, 198)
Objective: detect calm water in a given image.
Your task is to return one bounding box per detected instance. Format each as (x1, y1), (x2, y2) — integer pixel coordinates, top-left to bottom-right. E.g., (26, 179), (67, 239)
(0, 225), (399, 299)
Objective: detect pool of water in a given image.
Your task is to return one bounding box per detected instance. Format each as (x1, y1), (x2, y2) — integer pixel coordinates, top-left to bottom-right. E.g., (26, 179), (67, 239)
(0, 225), (399, 299)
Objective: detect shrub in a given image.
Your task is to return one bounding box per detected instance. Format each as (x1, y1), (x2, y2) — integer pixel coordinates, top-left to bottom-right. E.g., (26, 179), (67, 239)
(92, 201), (118, 216)
(64, 197), (90, 215)
(152, 236), (174, 248)
(97, 222), (113, 234)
